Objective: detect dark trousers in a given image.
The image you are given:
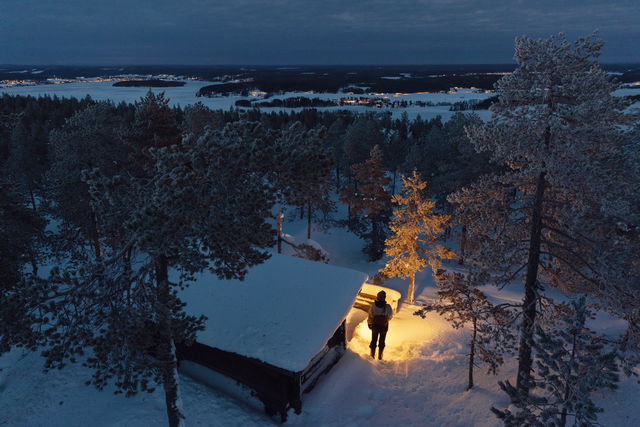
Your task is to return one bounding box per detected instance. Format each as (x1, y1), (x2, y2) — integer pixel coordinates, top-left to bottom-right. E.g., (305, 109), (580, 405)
(369, 327), (388, 349)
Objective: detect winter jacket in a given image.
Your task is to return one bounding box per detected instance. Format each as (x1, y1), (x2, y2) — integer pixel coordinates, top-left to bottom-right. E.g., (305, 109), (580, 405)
(368, 300), (393, 331)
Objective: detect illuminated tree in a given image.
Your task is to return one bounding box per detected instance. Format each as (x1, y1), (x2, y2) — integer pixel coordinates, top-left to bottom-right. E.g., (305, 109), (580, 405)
(381, 171), (453, 302)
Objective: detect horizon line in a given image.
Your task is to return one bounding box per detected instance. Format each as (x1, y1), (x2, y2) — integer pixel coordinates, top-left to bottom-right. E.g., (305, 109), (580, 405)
(2, 62), (639, 67)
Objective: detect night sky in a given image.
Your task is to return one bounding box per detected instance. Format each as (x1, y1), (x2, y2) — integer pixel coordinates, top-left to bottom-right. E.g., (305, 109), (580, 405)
(1, 0), (639, 65)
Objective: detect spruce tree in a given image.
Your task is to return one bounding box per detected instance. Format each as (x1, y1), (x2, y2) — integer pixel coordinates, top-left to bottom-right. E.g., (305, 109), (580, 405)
(381, 171), (453, 302)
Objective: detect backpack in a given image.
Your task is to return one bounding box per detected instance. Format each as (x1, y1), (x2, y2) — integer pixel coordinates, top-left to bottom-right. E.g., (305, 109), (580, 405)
(371, 305), (389, 328)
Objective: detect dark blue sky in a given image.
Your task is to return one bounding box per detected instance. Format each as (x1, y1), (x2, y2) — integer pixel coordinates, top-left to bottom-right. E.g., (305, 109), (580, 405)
(1, 0), (638, 65)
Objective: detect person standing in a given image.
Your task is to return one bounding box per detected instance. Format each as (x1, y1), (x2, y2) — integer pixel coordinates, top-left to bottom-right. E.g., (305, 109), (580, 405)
(368, 290), (393, 360)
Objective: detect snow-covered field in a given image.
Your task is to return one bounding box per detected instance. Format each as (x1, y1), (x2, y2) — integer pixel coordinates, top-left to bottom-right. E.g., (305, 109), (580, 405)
(1, 207), (638, 426)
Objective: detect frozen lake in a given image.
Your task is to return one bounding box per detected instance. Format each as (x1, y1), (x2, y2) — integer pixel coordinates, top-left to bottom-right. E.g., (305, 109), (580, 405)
(2, 80), (638, 121)
(0, 80), (494, 121)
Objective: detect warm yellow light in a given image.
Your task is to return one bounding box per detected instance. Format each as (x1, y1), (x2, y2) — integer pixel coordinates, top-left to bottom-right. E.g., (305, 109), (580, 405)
(346, 300), (453, 362)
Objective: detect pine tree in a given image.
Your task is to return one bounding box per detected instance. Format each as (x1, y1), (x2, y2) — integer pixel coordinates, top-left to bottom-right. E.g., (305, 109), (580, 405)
(6, 114), (276, 426)
(492, 297), (619, 426)
(0, 184), (45, 354)
(382, 133), (411, 195)
(324, 117), (348, 189)
(381, 171), (453, 302)
(340, 145), (392, 261)
(47, 102), (127, 261)
(182, 102), (223, 136)
(276, 122), (333, 240)
(418, 271), (516, 390)
(6, 120), (46, 210)
(448, 33), (633, 393)
(125, 90), (181, 178)
(596, 123), (640, 364)
(343, 115), (384, 167)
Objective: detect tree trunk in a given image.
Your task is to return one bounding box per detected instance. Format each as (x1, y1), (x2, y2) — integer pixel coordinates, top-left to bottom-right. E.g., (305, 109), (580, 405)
(407, 272), (415, 304)
(29, 186), (37, 213)
(91, 209), (103, 262)
(468, 318), (477, 391)
(276, 205), (283, 254)
(28, 247), (38, 275)
(560, 328), (578, 427)
(516, 172), (546, 394)
(307, 201), (312, 240)
(336, 165), (340, 189)
(391, 170), (397, 196)
(299, 205), (304, 220)
(156, 254), (185, 427)
(347, 179), (357, 232)
(458, 224), (467, 265)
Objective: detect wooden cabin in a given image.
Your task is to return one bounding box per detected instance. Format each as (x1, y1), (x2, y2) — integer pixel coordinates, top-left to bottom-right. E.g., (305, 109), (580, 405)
(176, 254), (367, 422)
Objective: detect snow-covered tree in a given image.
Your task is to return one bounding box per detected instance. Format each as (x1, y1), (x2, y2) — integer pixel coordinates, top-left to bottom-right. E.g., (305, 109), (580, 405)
(124, 90), (181, 178)
(343, 115), (384, 168)
(276, 122), (333, 240)
(324, 117), (348, 189)
(84, 126), (275, 426)
(182, 102), (223, 136)
(47, 102), (127, 261)
(340, 145), (392, 260)
(448, 33), (634, 393)
(492, 297), (619, 426)
(596, 123), (640, 366)
(0, 184), (45, 354)
(7, 113), (277, 426)
(418, 270), (516, 390)
(381, 171), (453, 302)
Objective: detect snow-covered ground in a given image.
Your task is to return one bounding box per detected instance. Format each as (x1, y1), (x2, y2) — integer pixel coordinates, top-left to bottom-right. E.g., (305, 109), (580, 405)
(1, 205), (638, 426)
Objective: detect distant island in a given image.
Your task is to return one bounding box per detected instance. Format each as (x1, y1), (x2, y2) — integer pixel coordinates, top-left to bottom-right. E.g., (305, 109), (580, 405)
(113, 79), (185, 88)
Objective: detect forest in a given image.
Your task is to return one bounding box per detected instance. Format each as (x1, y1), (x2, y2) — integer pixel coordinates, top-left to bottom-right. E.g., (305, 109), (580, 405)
(1, 34), (639, 427)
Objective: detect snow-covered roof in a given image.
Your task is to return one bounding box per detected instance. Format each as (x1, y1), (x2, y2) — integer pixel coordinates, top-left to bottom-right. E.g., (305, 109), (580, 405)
(179, 254), (367, 372)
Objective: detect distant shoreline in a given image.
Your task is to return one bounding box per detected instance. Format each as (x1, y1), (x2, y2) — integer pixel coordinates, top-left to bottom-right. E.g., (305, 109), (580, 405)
(113, 79), (185, 88)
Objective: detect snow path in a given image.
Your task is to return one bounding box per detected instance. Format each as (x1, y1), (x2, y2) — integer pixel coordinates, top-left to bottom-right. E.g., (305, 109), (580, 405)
(291, 290), (510, 427)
